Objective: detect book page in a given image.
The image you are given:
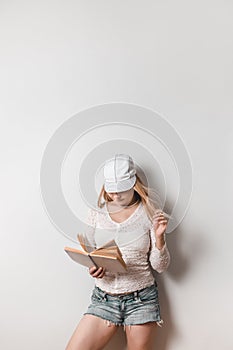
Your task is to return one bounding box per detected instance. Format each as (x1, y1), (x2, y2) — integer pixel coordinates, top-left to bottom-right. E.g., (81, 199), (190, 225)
(91, 256), (127, 273)
(64, 248), (96, 268)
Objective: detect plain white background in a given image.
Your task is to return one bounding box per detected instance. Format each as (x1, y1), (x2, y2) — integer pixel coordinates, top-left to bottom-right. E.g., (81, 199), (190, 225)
(0, 1), (233, 349)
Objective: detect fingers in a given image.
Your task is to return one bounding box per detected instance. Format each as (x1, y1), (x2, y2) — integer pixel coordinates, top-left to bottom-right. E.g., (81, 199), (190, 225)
(89, 266), (105, 278)
(153, 211), (168, 225)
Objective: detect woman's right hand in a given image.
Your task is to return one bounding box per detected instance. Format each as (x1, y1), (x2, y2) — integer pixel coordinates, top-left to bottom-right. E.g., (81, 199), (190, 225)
(89, 266), (105, 278)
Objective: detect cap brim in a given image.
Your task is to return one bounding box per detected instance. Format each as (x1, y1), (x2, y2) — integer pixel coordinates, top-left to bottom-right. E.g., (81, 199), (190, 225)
(104, 176), (136, 193)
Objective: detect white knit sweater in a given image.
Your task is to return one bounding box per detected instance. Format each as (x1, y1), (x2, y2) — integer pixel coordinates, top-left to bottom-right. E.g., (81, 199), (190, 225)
(84, 202), (170, 294)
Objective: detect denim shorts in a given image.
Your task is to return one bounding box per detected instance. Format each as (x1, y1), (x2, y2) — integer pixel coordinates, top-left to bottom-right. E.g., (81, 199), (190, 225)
(84, 283), (163, 327)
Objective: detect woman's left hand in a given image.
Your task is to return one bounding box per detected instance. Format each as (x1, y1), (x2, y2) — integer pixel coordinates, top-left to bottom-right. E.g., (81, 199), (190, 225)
(152, 211), (168, 237)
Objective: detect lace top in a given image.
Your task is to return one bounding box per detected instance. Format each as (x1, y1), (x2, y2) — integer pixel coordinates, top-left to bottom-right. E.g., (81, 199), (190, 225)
(84, 202), (170, 294)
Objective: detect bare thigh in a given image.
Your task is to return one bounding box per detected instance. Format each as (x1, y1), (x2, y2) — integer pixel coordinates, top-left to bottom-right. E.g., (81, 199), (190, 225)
(125, 322), (158, 350)
(65, 314), (118, 350)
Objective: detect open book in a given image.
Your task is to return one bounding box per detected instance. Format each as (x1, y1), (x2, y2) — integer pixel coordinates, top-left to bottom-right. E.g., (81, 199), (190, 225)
(64, 234), (127, 273)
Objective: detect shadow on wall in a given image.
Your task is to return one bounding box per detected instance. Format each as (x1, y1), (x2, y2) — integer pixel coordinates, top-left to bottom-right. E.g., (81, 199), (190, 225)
(152, 224), (207, 350)
(152, 229), (185, 350)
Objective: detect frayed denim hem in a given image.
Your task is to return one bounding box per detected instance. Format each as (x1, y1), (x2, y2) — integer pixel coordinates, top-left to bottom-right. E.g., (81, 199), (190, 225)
(124, 319), (164, 331)
(84, 313), (164, 332)
(84, 312), (122, 327)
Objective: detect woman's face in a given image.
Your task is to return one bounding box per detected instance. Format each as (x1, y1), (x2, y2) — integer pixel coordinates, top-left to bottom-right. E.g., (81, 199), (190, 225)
(107, 188), (135, 207)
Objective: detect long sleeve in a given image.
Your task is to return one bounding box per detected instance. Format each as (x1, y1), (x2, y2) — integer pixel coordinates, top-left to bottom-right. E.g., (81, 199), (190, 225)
(148, 228), (171, 273)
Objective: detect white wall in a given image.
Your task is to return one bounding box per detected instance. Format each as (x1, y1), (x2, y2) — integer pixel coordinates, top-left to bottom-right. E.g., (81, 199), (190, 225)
(1, 1), (233, 349)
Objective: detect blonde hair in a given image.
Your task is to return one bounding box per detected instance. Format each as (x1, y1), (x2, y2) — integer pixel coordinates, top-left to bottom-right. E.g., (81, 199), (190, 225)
(97, 174), (162, 221)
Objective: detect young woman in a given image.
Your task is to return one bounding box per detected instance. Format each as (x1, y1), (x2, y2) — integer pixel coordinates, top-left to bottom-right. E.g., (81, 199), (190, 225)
(65, 154), (170, 350)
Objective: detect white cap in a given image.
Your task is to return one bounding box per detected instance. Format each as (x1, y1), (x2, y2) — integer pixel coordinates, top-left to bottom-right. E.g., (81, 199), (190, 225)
(103, 154), (136, 193)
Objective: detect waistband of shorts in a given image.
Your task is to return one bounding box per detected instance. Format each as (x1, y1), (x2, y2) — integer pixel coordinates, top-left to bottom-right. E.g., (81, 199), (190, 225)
(93, 282), (157, 300)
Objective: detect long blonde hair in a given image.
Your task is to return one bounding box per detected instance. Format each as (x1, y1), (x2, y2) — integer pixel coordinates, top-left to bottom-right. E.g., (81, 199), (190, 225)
(97, 174), (162, 221)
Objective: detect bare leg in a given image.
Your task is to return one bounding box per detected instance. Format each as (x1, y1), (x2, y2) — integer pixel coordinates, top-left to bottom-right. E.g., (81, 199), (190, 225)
(125, 322), (157, 350)
(65, 314), (118, 350)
